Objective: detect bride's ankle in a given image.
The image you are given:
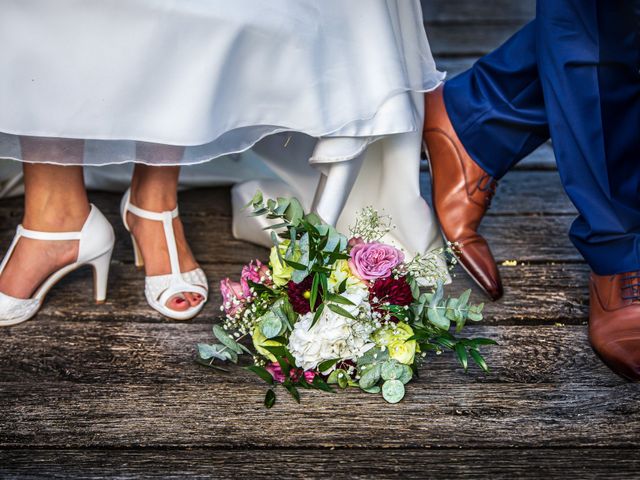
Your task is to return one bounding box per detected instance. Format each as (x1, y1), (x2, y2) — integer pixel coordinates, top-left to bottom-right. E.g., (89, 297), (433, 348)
(129, 187), (178, 213)
(22, 201), (90, 232)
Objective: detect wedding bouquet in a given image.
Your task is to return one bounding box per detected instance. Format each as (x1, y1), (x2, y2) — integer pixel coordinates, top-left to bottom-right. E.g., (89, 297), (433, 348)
(198, 192), (495, 407)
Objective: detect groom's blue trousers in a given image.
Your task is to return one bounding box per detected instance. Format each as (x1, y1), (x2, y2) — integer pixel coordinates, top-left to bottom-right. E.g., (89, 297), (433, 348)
(443, 0), (640, 275)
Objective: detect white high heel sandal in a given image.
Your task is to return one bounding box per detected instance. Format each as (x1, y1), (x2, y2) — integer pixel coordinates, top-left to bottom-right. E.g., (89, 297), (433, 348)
(0, 204), (115, 327)
(120, 189), (208, 321)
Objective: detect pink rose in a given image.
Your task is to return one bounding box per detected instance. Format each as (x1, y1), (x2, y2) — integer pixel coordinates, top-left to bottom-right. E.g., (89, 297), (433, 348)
(240, 259), (271, 296)
(348, 237), (365, 249)
(219, 278), (246, 316)
(265, 362), (286, 383)
(265, 362), (317, 384)
(348, 242), (404, 280)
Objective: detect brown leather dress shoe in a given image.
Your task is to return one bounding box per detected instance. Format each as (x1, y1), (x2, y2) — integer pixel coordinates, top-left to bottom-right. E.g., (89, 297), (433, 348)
(589, 271), (640, 381)
(423, 85), (503, 301)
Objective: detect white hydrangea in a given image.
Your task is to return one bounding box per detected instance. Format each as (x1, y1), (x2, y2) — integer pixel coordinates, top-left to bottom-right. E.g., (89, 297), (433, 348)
(288, 289), (375, 371)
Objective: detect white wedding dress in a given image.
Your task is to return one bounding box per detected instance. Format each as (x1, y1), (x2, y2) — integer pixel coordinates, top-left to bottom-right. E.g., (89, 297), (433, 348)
(0, 0), (446, 263)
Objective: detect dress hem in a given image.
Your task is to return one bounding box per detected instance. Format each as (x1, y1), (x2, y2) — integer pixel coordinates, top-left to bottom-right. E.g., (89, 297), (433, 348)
(0, 79), (444, 167)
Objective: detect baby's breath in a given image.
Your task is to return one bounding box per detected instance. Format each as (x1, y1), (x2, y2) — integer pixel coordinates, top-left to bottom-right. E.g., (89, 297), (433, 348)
(399, 242), (460, 286)
(349, 206), (395, 242)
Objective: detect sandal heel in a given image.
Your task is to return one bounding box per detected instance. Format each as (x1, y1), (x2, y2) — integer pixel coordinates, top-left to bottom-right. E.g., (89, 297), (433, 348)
(130, 235), (144, 269)
(91, 248), (114, 304)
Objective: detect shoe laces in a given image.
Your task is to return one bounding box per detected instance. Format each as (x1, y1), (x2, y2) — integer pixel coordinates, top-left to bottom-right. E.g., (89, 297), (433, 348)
(476, 174), (498, 209)
(621, 271), (640, 302)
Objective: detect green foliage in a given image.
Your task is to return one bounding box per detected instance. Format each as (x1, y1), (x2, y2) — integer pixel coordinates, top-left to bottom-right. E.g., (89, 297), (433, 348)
(197, 193), (499, 408)
(381, 379), (405, 403)
(258, 311), (284, 339)
(264, 389), (276, 408)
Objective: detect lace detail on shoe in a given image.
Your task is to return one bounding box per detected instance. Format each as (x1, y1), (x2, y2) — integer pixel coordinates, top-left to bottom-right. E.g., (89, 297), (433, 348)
(622, 272), (640, 302)
(145, 268), (209, 303)
(477, 174), (498, 209)
(0, 292), (40, 324)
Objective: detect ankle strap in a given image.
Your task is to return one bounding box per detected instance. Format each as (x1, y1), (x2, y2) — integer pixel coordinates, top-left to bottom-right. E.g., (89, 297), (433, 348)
(17, 225), (82, 241)
(0, 224), (83, 276)
(123, 192), (181, 277)
(126, 202), (179, 222)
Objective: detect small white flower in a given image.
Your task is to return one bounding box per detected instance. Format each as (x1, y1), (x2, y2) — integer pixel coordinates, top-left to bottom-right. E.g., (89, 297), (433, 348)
(288, 307), (375, 371)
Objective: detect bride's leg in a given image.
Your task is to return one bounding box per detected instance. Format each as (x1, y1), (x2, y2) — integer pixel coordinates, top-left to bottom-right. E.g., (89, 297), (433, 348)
(128, 143), (203, 312)
(0, 137), (89, 298)
(311, 154), (364, 226)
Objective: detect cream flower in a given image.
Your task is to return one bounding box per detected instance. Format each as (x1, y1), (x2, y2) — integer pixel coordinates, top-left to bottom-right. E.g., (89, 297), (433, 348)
(288, 306), (375, 371)
(373, 322), (417, 365)
(328, 259), (365, 293)
(269, 240), (300, 286)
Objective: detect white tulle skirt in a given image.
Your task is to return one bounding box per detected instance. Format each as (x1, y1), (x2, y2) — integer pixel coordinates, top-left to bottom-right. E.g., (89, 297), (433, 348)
(0, 0), (447, 259)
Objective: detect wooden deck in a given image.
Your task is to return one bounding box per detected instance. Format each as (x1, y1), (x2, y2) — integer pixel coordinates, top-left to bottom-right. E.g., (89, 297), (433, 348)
(2, 1), (639, 478)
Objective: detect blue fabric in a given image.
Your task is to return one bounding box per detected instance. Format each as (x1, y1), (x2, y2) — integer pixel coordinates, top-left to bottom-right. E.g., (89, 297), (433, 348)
(443, 0), (640, 275)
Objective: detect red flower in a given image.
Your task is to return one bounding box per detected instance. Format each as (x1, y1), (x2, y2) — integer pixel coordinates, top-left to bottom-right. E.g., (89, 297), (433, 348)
(369, 276), (413, 318)
(287, 276), (321, 315)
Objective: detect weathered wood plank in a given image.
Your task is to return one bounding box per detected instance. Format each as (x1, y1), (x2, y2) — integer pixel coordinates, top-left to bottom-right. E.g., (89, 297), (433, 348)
(0, 323), (612, 385)
(0, 207), (578, 267)
(427, 24), (522, 57)
(423, 0), (535, 24)
(3, 261), (588, 325)
(1, 448), (637, 479)
(1, 377), (637, 448)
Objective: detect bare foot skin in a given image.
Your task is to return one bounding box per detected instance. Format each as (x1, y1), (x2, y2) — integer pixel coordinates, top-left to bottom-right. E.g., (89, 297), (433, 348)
(0, 139), (90, 299)
(128, 154), (204, 313)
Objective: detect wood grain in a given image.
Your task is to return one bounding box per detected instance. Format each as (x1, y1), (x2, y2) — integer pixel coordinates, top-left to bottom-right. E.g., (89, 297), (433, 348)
(0, 323), (612, 385)
(423, 0), (536, 24)
(0, 261), (586, 325)
(2, 448), (639, 479)
(2, 378), (638, 449)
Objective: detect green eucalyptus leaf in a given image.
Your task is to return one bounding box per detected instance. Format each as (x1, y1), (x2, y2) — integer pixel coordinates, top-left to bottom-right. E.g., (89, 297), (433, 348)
(358, 363), (381, 389)
(245, 190), (263, 209)
(361, 385), (381, 394)
(198, 343), (237, 362)
(429, 282), (444, 308)
(284, 198), (304, 225)
(304, 212), (324, 226)
(274, 197), (290, 215)
(427, 306), (450, 330)
(197, 343), (223, 360)
(272, 298), (296, 331)
(398, 365), (413, 384)
(380, 360), (404, 381)
(356, 347), (389, 367)
(457, 289), (471, 310)
(212, 325), (243, 354)
(381, 379), (405, 404)
(259, 311), (284, 339)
